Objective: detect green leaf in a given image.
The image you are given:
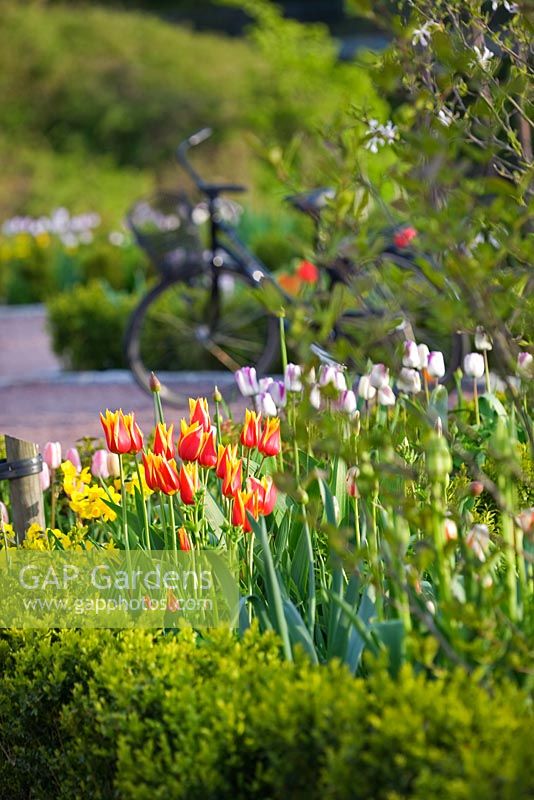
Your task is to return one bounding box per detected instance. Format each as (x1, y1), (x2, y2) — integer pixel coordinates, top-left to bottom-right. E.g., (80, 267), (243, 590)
(250, 515), (293, 661)
(371, 620), (405, 677)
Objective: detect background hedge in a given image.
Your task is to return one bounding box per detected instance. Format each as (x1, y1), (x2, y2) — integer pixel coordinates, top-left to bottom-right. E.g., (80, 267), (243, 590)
(0, 627), (532, 799)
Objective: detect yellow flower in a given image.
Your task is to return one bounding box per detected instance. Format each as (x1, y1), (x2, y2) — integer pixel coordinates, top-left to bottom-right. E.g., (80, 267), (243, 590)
(62, 461), (91, 498)
(23, 523), (50, 550)
(69, 484), (120, 521)
(0, 522), (16, 548)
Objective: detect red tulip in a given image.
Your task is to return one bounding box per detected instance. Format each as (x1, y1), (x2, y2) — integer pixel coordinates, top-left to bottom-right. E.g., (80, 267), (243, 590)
(393, 226), (417, 249)
(198, 427), (217, 468)
(240, 409), (261, 448)
(216, 443), (237, 479)
(142, 452), (180, 495)
(258, 418), (281, 457)
(178, 462), (199, 505)
(100, 409), (144, 455)
(247, 475), (277, 516)
(177, 419), (203, 461)
(231, 489), (260, 532)
(189, 397), (211, 432)
(178, 526), (192, 551)
(153, 422), (175, 460)
(221, 457), (242, 498)
(296, 259), (319, 284)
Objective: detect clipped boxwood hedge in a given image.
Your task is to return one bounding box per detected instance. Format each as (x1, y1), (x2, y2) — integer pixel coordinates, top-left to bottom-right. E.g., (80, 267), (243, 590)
(0, 627), (532, 800)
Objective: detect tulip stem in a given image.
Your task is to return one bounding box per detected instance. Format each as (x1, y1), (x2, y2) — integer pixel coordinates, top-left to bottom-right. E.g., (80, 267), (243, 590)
(483, 350), (491, 394)
(473, 378), (480, 426)
(353, 497), (361, 550)
(135, 459), (151, 551)
(118, 455), (133, 578)
(158, 494), (169, 547)
(168, 495), (178, 560)
(50, 468), (57, 530)
(279, 314), (288, 374)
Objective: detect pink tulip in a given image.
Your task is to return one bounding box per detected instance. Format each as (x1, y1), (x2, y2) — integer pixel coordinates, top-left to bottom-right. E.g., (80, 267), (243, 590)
(369, 363), (390, 389)
(39, 462), (51, 491)
(378, 385), (396, 407)
(235, 366), (260, 397)
(0, 501), (8, 525)
(91, 449), (110, 478)
(402, 341), (421, 369)
(65, 447), (82, 472)
(107, 452), (120, 477)
(43, 441), (62, 470)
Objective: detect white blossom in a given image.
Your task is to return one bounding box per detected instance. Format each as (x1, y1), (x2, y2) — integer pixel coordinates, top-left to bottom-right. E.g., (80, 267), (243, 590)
(473, 45), (494, 70)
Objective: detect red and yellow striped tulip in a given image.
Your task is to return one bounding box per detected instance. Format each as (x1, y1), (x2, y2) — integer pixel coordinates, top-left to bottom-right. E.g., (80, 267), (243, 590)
(198, 427), (217, 468)
(178, 461), (199, 505)
(258, 418), (281, 457)
(142, 451), (180, 495)
(240, 409), (261, 448)
(153, 422), (175, 460)
(221, 456), (242, 498)
(177, 419), (203, 462)
(231, 489), (260, 532)
(100, 409), (144, 454)
(216, 443), (238, 480)
(247, 475), (277, 516)
(189, 397), (211, 433)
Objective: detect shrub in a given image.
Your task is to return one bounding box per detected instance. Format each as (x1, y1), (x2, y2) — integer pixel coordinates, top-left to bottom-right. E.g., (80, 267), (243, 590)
(47, 280), (138, 369)
(0, 628), (532, 800)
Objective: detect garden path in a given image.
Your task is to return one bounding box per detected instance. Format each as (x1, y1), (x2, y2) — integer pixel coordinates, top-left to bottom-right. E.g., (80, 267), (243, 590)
(0, 305), (242, 449)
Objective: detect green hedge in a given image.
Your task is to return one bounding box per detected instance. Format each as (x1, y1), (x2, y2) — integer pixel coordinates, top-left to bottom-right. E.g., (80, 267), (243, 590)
(0, 627), (532, 800)
(47, 281), (138, 370)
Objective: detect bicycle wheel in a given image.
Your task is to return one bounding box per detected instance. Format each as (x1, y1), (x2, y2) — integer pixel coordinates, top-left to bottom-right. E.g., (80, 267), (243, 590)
(328, 250), (469, 383)
(125, 268), (279, 405)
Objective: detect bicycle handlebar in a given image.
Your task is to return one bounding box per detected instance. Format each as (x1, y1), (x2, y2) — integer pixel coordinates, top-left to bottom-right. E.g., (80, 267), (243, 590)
(177, 128), (246, 198)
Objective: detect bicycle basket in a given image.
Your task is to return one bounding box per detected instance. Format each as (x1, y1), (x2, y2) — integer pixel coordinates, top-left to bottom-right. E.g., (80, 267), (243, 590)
(127, 192), (203, 278)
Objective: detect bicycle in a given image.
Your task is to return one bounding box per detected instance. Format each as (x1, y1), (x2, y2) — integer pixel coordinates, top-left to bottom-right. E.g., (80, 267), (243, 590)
(125, 128), (468, 406)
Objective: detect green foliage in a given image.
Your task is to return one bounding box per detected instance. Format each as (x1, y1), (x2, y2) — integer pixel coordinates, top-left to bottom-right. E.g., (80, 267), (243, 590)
(0, 627), (532, 800)
(47, 280), (137, 369)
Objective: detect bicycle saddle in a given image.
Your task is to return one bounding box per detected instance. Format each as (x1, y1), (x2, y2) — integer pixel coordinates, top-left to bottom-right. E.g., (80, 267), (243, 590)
(199, 182), (247, 197)
(285, 187), (335, 219)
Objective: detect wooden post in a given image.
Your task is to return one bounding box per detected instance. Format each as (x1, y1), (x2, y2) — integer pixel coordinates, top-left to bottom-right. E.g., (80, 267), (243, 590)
(5, 435), (45, 543)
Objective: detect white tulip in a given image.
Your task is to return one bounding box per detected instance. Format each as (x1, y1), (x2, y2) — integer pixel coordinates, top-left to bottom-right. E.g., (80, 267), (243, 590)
(397, 367), (421, 394)
(427, 351), (445, 379)
(463, 353), (485, 378)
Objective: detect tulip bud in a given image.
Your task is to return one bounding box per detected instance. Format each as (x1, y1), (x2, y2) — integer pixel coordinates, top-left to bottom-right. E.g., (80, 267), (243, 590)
(256, 391), (278, 417)
(369, 363), (389, 389)
(444, 518), (458, 542)
(434, 417), (443, 436)
(469, 480), (484, 497)
(43, 441), (62, 470)
(335, 389), (357, 414)
(92, 449), (110, 479)
(417, 344), (429, 369)
(466, 523), (490, 561)
(402, 341), (421, 369)
(393, 226), (417, 248)
(517, 352), (533, 378)
(517, 508), (534, 534)
(463, 353), (484, 378)
(65, 447), (82, 472)
(427, 351), (445, 379)
(213, 385), (223, 403)
(474, 326), (492, 351)
(295, 487), (309, 505)
(267, 380), (287, 409)
(149, 372), (161, 393)
(425, 434), (452, 481)
(396, 367), (421, 394)
(107, 452), (120, 477)
(309, 384), (322, 410)
(357, 375), (376, 401)
(378, 385), (396, 407)
(235, 366), (259, 397)
(0, 501), (8, 525)
(284, 363), (303, 392)
(39, 462), (50, 491)
(258, 377), (273, 393)
(319, 364), (347, 391)
(346, 466), (360, 498)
